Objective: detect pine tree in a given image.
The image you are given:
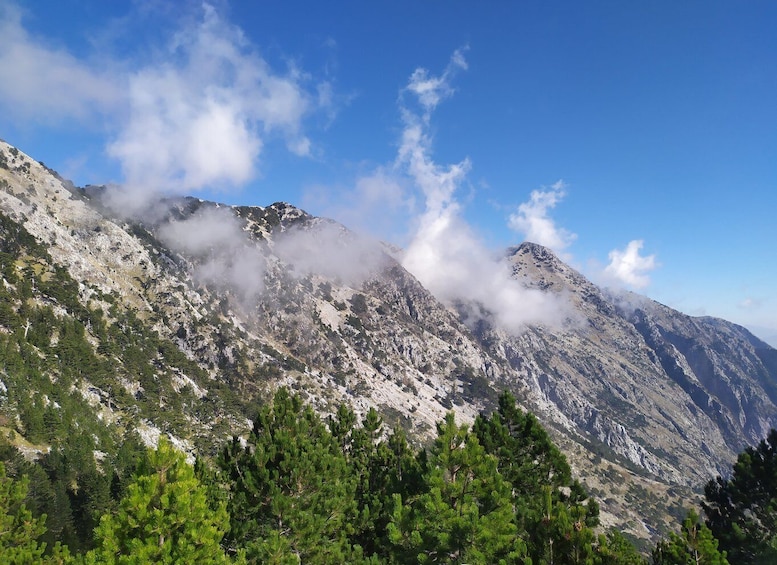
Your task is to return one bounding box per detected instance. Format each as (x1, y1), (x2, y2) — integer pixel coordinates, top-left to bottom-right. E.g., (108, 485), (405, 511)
(219, 388), (364, 563)
(0, 461), (47, 564)
(653, 510), (728, 565)
(41, 433), (113, 553)
(474, 391), (601, 563)
(473, 391), (572, 499)
(84, 437), (235, 564)
(703, 429), (777, 564)
(595, 530), (647, 565)
(388, 412), (526, 564)
(341, 406), (428, 561)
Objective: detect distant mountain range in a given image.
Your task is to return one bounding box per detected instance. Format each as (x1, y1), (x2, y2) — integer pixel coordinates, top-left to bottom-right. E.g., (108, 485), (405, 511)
(1, 138), (775, 541)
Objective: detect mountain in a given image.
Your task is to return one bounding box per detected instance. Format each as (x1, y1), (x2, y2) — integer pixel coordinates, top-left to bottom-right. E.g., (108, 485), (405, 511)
(499, 243), (777, 482)
(1, 139), (776, 541)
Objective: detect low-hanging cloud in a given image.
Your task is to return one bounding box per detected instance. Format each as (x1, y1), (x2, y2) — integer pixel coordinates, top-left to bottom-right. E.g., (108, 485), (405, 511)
(3, 2), (663, 323)
(604, 239), (657, 289)
(273, 220), (390, 287)
(398, 51), (569, 333)
(158, 206), (265, 303)
(301, 169), (416, 244)
(508, 181), (577, 256)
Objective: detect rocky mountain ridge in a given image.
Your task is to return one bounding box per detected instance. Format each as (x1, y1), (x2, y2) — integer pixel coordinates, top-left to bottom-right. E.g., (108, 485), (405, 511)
(1, 138), (776, 540)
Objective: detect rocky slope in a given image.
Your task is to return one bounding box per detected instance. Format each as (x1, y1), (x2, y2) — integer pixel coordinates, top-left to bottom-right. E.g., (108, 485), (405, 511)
(1, 139), (776, 541)
(493, 243), (777, 485)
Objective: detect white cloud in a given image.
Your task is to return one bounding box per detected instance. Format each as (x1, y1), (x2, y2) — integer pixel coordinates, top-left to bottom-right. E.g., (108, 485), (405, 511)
(158, 206), (265, 303)
(738, 297), (763, 310)
(301, 169), (416, 243)
(302, 49), (470, 249)
(397, 120), (471, 216)
(0, 1), (327, 212)
(107, 3), (313, 205)
(402, 204), (567, 333)
(604, 239), (657, 289)
(0, 2), (121, 123)
(508, 181), (577, 254)
(273, 220), (390, 286)
(398, 51), (569, 333)
(403, 47), (468, 118)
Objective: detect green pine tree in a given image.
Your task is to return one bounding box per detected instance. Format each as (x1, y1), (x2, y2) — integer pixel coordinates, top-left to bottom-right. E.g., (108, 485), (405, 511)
(219, 388), (365, 563)
(703, 429), (777, 564)
(474, 391), (601, 564)
(336, 406), (428, 561)
(389, 412), (526, 564)
(653, 510), (728, 565)
(595, 530), (647, 565)
(0, 461), (47, 564)
(473, 391), (572, 500)
(84, 437), (235, 564)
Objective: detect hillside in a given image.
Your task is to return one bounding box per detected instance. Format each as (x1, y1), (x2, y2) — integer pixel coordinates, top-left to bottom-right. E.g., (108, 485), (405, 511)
(1, 139), (776, 542)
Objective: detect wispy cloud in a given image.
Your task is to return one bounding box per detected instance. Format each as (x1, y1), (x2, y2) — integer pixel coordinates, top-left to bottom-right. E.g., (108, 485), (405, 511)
(301, 169), (416, 243)
(274, 220), (390, 286)
(603, 239), (658, 289)
(0, 2), (121, 124)
(403, 47), (468, 118)
(737, 296), (766, 311)
(508, 181), (577, 256)
(299, 49), (470, 245)
(398, 51), (569, 333)
(158, 206), (266, 303)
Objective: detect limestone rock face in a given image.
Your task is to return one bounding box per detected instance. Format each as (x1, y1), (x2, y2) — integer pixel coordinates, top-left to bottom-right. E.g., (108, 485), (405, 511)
(493, 243), (777, 486)
(2, 139), (776, 539)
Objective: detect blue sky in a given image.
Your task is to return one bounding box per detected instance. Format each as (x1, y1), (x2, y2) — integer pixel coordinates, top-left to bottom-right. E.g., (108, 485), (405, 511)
(1, 1), (775, 344)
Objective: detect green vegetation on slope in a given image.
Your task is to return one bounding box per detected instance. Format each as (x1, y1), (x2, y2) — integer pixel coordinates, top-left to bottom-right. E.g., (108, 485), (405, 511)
(3, 388), (656, 563)
(0, 211), (255, 552)
(6, 383), (777, 563)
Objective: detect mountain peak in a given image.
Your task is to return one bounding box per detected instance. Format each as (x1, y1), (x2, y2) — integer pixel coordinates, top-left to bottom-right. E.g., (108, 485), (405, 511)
(505, 241), (587, 294)
(511, 240), (556, 256)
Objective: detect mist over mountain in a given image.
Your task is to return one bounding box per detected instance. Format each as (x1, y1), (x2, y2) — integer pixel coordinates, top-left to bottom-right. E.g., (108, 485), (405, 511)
(2, 138), (776, 541)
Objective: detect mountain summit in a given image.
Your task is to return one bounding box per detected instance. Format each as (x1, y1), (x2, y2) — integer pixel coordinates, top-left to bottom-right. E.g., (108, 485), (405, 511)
(1, 139), (775, 539)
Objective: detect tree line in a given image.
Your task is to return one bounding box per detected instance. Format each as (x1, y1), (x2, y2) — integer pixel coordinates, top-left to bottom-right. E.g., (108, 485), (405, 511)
(5, 387), (773, 564)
